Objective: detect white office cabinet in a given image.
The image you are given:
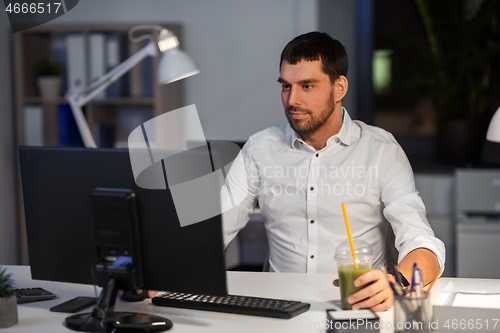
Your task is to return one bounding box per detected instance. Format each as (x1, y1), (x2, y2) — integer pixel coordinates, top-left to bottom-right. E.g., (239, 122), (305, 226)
(455, 169), (500, 278)
(457, 222), (500, 278)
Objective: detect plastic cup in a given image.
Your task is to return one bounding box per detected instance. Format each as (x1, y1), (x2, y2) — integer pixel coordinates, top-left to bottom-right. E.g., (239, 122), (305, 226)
(335, 240), (374, 310)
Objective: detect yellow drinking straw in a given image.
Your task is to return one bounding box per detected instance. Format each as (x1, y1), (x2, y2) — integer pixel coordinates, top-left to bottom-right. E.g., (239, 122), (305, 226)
(341, 203), (358, 270)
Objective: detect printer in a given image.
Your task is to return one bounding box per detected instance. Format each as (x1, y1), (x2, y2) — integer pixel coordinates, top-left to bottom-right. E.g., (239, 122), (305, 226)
(456, 168), (500, 278)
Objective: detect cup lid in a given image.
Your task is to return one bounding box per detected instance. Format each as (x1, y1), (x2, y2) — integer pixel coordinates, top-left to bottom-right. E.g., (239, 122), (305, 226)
(335, 239), (373, 260)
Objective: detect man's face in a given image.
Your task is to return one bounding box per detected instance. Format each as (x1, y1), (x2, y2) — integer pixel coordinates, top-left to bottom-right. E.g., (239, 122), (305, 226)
(279, 60), (336, 135)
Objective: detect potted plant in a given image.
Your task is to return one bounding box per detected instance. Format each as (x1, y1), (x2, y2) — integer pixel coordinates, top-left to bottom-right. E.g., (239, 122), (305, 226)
(0, 267), (18, 328)
(404, 0), (500, 164)
(36, 58), (62, 99)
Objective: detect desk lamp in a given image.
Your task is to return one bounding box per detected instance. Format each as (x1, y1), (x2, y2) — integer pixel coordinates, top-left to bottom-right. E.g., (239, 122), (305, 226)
(487, 106), (500, 143)
(483, 106), (500, 164)
(67, 25), (199, 148)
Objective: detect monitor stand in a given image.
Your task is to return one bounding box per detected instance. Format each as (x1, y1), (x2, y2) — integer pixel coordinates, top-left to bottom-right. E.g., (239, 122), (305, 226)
(65, 277), (172, 333)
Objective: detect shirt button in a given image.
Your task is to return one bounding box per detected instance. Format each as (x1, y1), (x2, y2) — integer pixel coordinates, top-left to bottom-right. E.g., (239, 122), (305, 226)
(310, 255), (314, 259)
(310, 220), (315, 224)
(315, 153), (319, 157)
(310, 187), (314, 191)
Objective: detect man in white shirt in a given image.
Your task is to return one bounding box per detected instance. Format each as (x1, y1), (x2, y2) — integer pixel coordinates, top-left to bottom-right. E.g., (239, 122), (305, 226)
(221, 32), (445, 311)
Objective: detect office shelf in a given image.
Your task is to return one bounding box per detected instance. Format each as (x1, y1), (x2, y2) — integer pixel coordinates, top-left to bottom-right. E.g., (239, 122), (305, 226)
(12, 22), (186, 265)
(13, 23), (184, 147)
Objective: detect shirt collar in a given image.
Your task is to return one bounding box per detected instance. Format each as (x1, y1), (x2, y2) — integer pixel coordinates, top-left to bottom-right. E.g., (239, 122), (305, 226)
(290, 127), (302, 148)
(289, 107), (360, 149)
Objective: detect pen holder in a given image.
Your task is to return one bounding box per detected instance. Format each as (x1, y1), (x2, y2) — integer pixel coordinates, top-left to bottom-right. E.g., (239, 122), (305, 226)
(394, 294), (432, 333)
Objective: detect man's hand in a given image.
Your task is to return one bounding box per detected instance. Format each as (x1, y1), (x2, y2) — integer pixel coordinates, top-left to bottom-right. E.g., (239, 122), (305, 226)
(333, 269), (394, 312)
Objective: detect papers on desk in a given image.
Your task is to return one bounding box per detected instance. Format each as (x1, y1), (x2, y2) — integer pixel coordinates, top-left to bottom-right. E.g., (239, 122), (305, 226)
(453, 292), (500, 308)
(431, 281), (500, 332)
(431, 280), (500, 309)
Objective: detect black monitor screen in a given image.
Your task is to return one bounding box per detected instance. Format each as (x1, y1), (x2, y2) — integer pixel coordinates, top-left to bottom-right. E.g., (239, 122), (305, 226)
(19, 146), (227, 296)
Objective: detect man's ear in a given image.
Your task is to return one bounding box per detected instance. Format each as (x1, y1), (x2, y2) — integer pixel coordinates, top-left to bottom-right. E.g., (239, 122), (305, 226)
(334, 75), (348, 101)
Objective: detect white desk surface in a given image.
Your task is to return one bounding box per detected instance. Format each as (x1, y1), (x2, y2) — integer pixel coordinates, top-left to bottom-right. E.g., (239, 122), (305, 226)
(4, 265), (500, 333)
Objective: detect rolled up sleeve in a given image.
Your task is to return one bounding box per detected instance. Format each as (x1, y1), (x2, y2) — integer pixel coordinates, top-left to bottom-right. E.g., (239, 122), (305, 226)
(378, 135), (446, 272)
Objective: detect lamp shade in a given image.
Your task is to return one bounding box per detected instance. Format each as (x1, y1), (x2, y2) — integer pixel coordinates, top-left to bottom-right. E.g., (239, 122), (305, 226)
(487, 106), (500, 143)
(158, 48), (200, 85)
(156, 29), (199, 85)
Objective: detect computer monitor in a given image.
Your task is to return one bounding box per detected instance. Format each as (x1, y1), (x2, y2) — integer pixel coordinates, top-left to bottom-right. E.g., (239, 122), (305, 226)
(19, 146), (228, 332)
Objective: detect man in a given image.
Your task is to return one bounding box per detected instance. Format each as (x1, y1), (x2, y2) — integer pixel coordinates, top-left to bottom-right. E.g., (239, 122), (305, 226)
(221, 32), (445, 311)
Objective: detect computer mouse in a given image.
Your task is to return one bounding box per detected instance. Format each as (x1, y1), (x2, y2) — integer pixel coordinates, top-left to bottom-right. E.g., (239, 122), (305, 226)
(122, 290), (148, 302)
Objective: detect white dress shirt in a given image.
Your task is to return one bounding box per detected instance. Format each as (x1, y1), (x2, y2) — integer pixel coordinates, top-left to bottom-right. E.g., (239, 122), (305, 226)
(221, 108), (445, 274)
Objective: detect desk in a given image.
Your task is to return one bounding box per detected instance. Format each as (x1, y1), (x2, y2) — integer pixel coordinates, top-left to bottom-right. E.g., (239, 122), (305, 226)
(4, 265), (500, 333)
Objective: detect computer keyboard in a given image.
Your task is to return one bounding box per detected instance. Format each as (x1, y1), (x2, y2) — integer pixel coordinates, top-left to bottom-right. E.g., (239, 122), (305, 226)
(14, 287), (56, 304)
(152, 291), (310, 319)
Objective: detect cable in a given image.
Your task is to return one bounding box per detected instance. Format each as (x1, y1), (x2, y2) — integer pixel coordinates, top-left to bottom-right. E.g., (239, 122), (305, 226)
(90, 260), (100, 301)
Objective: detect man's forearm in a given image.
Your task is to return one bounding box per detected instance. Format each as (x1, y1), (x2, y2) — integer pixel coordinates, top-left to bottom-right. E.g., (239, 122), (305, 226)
(397, 248), (440, 286)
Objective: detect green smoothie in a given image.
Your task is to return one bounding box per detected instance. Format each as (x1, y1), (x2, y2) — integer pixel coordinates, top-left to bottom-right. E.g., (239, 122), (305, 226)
(338, 264), (371, 310)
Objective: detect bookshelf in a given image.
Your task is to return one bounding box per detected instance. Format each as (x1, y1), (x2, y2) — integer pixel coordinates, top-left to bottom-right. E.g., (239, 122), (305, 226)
(13, 23), (185, 147)
(13, 23), (186, 264)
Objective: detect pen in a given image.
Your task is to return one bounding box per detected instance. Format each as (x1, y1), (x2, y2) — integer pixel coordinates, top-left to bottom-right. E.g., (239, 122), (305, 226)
(387, 266), (412, 324)
(410, 262), (418, 290)
(412, 268), (424, 323)
(414, 268), (423, 298)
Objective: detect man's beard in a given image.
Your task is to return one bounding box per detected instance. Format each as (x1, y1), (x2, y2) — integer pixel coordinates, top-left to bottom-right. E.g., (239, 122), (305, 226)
(285, 93), (335, 136)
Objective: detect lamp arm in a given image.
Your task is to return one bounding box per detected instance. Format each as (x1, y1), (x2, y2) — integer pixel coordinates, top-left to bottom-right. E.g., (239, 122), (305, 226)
(66, 40), (157, 148)
(78, 41), (157, 106)
(67, 98), (97, 148)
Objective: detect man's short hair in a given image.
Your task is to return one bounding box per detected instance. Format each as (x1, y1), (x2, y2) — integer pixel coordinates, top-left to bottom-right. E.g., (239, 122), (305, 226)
(280, 32), (348, 83)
